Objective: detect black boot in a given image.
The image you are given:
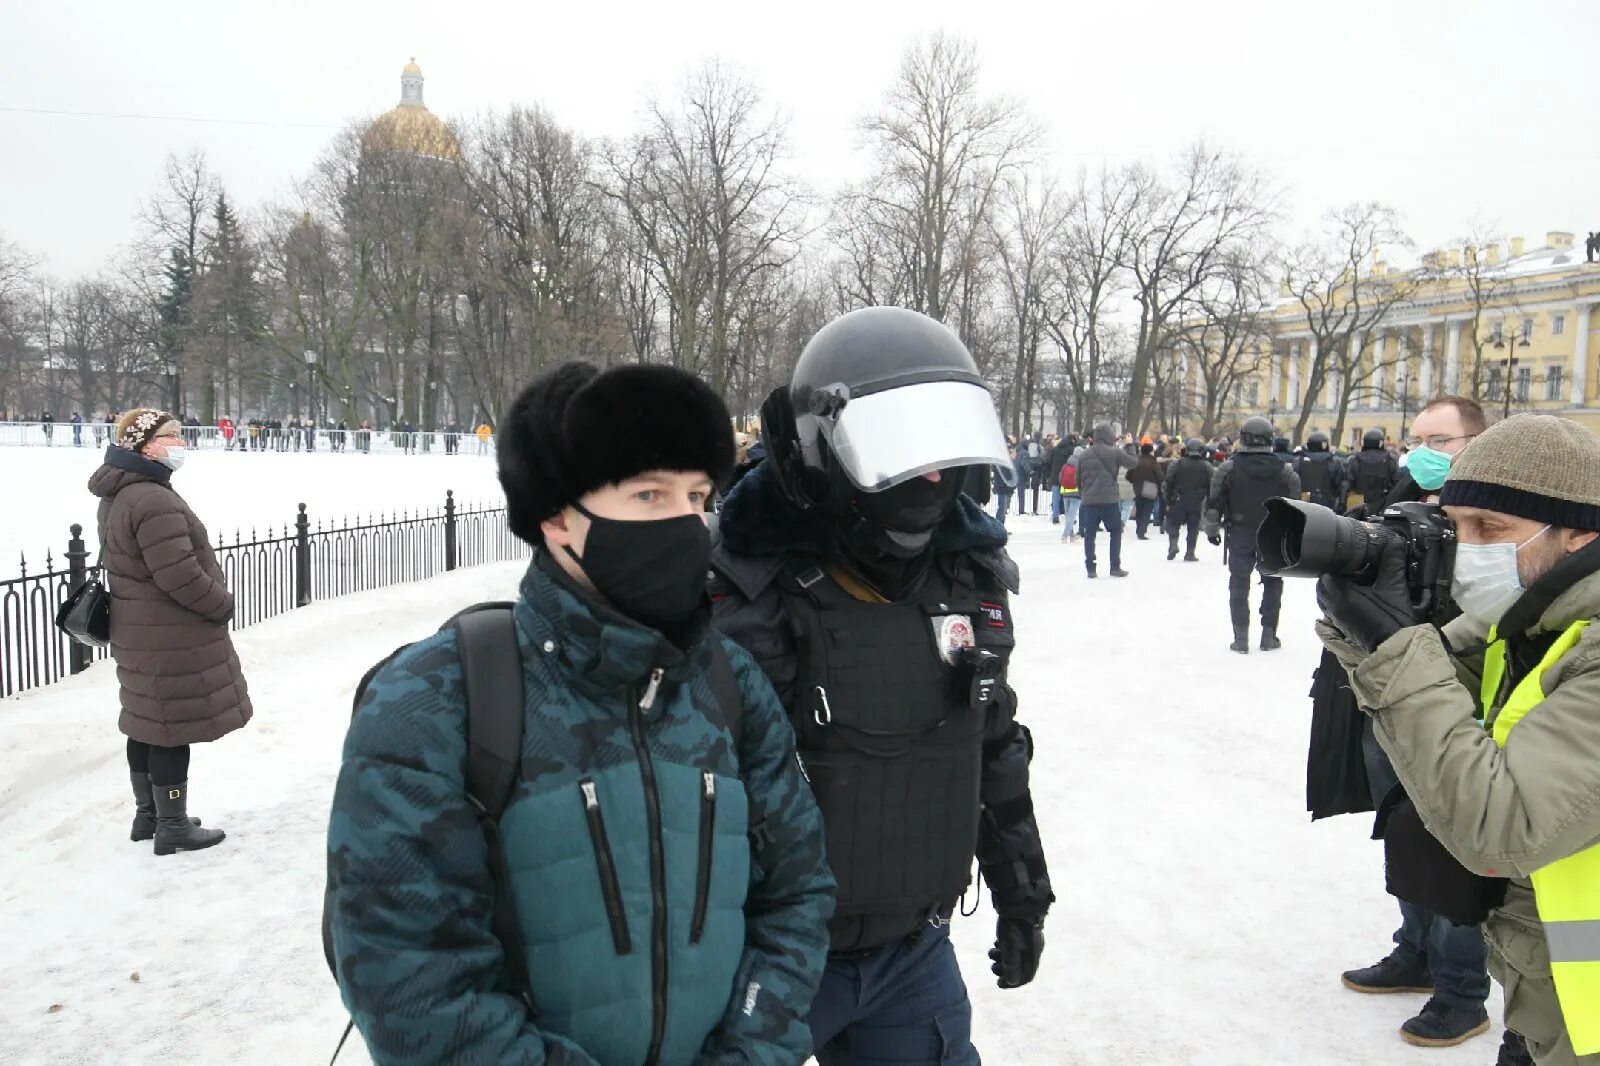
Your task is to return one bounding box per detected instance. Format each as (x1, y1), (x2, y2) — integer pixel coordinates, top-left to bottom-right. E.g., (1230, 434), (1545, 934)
(1260, 626), (1281, 651)
(1184, 551), (1199, 562)
(1496, 1030), (1534, 1066)
(1167, 542), (1179, 560)
(1399, 996), (1490, 1048)
(1230, 626), (1250, 654)
(130, 771), (199, 842)
(1340, 950), (1432, 994)
(152, 782), (226, 855)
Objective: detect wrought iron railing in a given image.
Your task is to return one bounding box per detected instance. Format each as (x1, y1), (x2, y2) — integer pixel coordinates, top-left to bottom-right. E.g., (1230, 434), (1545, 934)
(0, 491), (527, 699)
(0, 421), (495, 455)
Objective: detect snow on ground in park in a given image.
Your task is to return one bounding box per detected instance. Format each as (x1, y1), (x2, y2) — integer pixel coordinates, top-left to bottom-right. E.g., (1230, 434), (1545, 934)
(0, 515), (1505, 1066)
(1, 445), (504, 570)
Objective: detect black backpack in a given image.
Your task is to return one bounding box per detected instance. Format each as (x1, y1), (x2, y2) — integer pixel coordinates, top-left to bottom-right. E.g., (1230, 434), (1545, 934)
(321, 602), (749, 1063)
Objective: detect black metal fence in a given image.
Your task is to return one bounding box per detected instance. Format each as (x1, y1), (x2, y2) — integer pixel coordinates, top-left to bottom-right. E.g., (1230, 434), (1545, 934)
(0, 491), (527, 699)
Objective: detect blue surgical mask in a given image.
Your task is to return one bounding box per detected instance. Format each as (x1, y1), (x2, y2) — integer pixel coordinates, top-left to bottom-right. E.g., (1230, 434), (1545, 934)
(1407, 444), (1453, 492)
(1450, 525), (1550, 628)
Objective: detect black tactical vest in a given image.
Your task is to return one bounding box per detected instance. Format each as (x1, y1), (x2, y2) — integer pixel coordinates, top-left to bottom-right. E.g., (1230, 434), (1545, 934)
(1353, 450), (1394, 499)
(775, 556), (995, 921)
(1298, 453), (1337, 504)
(1226, 452), (1287, 531)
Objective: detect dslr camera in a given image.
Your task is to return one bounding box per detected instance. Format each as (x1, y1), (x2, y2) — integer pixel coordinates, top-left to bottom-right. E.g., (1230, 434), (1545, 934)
(1256, 498), (1457, 620)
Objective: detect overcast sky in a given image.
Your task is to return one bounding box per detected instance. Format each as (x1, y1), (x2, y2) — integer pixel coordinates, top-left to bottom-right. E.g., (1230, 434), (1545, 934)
(3, 0), (1595, 279)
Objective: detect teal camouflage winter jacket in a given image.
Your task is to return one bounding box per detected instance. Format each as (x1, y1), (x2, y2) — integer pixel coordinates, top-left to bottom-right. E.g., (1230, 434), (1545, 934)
(327, 554), (835, 1065)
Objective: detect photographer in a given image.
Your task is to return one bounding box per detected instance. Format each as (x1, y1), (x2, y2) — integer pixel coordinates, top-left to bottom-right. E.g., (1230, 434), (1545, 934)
(1314, 414), (1600, 1066)
(1307, 397), (1496, 1051)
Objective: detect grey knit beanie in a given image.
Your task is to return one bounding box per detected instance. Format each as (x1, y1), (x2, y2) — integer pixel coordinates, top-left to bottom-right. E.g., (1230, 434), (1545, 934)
(1440, 414), (1600, 531)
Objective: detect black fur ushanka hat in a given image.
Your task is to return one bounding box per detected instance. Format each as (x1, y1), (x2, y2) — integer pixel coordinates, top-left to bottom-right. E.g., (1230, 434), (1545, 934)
(497, 361), (735, 542)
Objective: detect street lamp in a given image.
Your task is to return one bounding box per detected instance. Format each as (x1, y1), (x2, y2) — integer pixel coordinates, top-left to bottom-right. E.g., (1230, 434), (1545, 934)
(304, 350), (318, 426)
(1490, 325), (1532, 421)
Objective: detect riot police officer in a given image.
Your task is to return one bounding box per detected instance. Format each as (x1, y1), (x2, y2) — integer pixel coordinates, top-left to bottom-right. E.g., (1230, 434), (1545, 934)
(710, 307), (1053, 1065)
(1295, 431), (1347, 511)
(1349, 427), (1399, 508)
(1205, 416), (1300, 654)
(1163, 437), (1213, 561)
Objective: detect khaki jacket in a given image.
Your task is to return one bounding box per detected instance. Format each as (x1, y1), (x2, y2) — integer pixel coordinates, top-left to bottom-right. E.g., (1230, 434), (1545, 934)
(1342, 570), (1600, 1064)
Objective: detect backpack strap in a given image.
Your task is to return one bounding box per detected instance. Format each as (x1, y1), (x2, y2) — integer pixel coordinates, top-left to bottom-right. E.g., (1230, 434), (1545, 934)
(704, 635), (771, 855)
(450, 604), (538, 1018)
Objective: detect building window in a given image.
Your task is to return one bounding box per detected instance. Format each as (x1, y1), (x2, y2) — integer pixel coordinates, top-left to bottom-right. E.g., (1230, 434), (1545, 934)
(1249, 381), (1260, 406)
(1486, 365), (1504, 400)
(1515, 366), (1532, 402)
(1553, 314), (1566, 336)
(1547, 365), (1567, 401)
(1521, 318), (1534, 343)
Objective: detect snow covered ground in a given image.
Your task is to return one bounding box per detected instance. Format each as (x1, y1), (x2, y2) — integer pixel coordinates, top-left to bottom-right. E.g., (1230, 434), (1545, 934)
(0, 509), (1505, 1065)
(2, 446), (504, 570)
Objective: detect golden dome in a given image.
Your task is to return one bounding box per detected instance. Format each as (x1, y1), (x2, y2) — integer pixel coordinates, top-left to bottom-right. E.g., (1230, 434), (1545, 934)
(361, 58), (460, 161)
(362, 106), (460, 161)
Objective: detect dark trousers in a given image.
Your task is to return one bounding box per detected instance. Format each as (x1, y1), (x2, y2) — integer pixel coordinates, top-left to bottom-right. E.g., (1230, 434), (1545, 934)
(1227, 536), (1282, 630)
(126, 738), (192, 787)
(994, 492), (1011, 525)
(1361, 721), (1490, 1010)
(1080, 502), (1123, 571)
(1168, 511), (1200, 556)
(1134, 496), (1156, 537)
(809, 923), (979, 1066)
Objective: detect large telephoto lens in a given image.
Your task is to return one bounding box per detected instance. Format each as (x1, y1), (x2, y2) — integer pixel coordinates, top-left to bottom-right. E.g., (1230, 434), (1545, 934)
(1257, 498), (1394, 580)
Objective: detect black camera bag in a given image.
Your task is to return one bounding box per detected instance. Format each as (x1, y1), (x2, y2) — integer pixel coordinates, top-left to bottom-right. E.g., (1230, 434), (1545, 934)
(1380, 789), (1507, 926)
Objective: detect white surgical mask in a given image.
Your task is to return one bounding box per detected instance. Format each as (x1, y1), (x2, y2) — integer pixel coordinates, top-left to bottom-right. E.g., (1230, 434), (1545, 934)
(155, 445), (187, 472)
(1451, 525), (1550, 628)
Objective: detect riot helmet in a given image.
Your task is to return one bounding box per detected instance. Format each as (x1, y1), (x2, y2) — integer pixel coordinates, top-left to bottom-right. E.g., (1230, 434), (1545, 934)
(1362, 428), (1385, 450)
(1184, 436), (1206, 458)
(760, 307), (1010, 556)
(1306, 431), (1330, 453)
(1239, 416), (1275, 451)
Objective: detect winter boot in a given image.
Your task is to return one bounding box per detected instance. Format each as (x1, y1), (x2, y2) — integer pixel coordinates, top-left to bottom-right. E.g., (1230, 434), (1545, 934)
(130, 771), (199, 842)
(1167, 543), (1179, 560)
(152, 782), (226, 855)
(1340, 950), (1432, 994)
(1496, 1030), (1535, 1066)
(1184, 551), (1199, 562)
(1086, 565), (1097, 579)
(1260, 626), (1282, 652)
(1230, 626), (1250, 654)
(1110, 568), (1129, 578)
(1399, 997), (1490, 1048)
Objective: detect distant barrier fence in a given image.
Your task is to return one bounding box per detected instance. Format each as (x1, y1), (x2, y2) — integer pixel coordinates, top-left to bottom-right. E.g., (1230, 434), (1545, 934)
(0, 491), (528, 699)
(0, 421), (496, 456)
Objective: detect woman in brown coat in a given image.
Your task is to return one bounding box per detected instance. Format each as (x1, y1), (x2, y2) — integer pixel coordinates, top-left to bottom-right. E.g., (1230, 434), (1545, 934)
(90, 409), (251, 854)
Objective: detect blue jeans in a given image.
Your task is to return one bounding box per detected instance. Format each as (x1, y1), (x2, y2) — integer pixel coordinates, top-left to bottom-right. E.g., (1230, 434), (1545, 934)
(994, 492), (1011, 525)
(809, 923), (979, 1066)
(1061, 495), (1081, 537)
(1051, 486), (1063, 520)
(1080, 501), (1124, 571)
(1118, 499), (1134, 526)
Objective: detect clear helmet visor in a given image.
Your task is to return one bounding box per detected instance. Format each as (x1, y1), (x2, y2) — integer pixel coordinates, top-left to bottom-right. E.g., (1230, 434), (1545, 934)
(818, 380), (1014, 492)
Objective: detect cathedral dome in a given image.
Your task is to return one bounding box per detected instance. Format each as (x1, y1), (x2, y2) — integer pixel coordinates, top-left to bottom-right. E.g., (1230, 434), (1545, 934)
(361, 58), (459, 162)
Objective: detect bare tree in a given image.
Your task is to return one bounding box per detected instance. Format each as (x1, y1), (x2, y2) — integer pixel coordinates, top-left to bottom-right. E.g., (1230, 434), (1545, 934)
(1281, 202), (1422, 442)
(1434, 224), (1522, 401)
(1173, 250), (1275, 438)
(992, 170), (1066, 434)
(1119, 144), (1273, 432)
(852, 33), (1036, 323)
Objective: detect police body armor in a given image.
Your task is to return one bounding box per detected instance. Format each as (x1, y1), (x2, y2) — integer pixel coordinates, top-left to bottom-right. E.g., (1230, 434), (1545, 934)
(1166, 458), (1212, 513)
(1298, 453), (1339, 508)
(1224, 453), (1286, 543)
(775, 554), (1004, 922)
(1352, 450), (1393, 501)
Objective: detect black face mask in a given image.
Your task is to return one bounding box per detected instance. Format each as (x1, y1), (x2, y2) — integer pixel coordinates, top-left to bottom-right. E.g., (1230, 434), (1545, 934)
(565, 504), (712, 632)
(852, 473), (963, 559)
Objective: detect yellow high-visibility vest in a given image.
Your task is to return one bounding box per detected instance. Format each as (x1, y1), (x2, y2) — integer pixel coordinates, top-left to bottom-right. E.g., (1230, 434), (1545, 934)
(1481, 620), (1600, 1055)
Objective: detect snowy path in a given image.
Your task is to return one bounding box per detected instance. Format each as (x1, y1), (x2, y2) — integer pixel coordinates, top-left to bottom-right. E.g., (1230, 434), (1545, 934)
(0, 518), (1503, 1065)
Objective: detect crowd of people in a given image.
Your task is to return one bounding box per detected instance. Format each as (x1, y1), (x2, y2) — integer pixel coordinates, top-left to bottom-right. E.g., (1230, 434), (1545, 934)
(16, 409), (498, 454)
(69, 304), (1600, 1066)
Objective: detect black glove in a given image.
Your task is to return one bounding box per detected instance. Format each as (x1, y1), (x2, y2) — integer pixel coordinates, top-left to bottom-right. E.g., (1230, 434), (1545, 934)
(989, 914), (1045, 989)
(1207, 531), (1222, 546)
(1314, 535), (1425, 652)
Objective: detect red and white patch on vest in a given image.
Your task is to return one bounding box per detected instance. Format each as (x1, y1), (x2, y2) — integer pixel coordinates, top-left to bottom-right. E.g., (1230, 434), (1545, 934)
(932, 614), (977, 665)
(979, 601), (1007, 629)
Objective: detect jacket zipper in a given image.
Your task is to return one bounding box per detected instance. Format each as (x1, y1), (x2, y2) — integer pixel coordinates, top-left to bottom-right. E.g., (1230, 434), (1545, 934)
(632, 667), (669, 1066)
(578, 779), (632, 956)
(690, 770), (717, 945)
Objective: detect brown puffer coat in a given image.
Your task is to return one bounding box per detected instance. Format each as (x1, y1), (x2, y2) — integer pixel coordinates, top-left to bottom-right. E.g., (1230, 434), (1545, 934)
(89, 447), (252, 746)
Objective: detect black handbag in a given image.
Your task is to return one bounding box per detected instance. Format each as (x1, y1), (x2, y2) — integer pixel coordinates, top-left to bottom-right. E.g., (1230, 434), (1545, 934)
(1381, 791), (1507, 925)
(56, 546), (111, 648)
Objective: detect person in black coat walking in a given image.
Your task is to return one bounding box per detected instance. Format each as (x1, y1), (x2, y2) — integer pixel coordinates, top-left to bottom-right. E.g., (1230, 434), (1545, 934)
(1162, 438), (1212, 561)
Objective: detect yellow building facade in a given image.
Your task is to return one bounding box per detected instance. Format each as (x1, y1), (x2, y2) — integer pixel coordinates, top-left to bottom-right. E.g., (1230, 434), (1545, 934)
(1188, 232), (1600, 444)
